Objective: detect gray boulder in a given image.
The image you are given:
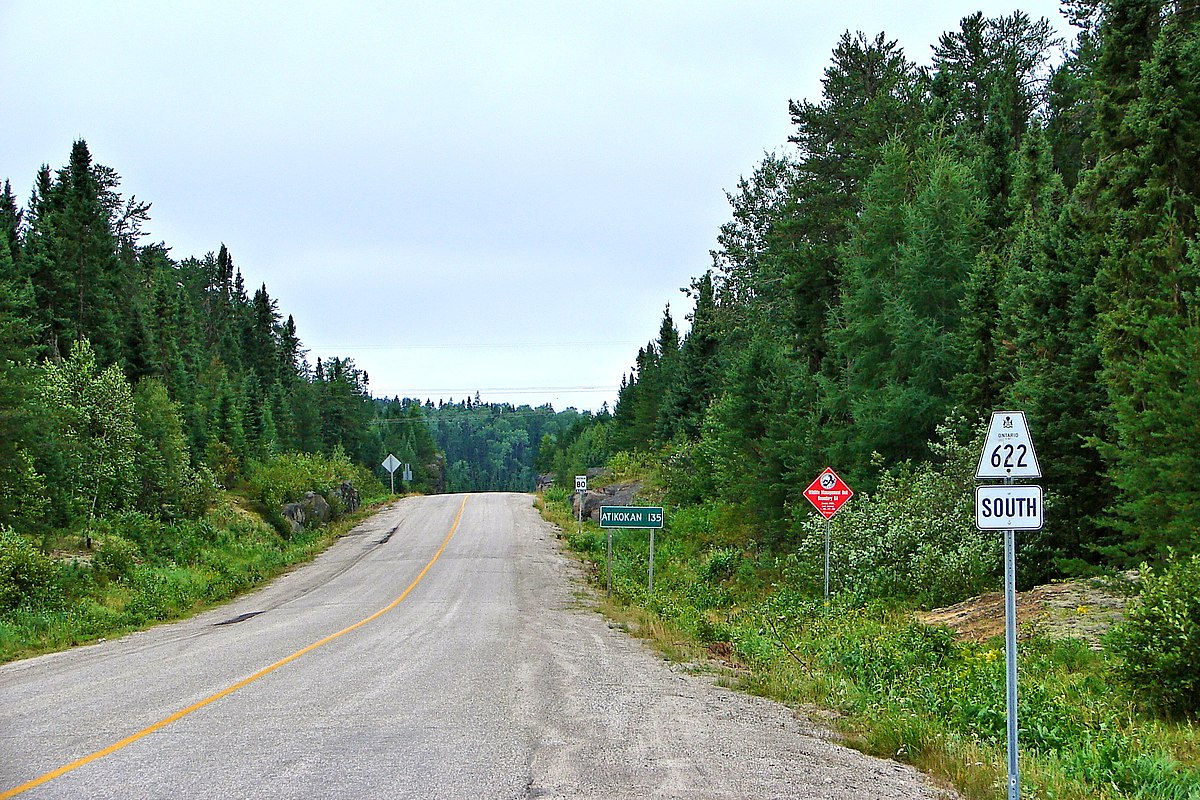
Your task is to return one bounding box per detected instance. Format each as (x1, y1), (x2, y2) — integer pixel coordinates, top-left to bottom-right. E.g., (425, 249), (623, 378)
(281, 491), (332, 535)
(573, 481), (643, 522)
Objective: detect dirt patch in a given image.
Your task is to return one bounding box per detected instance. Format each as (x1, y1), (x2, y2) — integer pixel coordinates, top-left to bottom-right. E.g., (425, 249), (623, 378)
(919, 580), (1131, 647)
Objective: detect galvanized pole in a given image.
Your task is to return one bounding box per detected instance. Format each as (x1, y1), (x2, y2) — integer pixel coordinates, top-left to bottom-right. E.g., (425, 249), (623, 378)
(1004, 475), (1021, 800)
(577, 490), (583, 537)
(824, 518), (831, 603)
(648, 528), (655, 593)
(606, 528), (613, 597)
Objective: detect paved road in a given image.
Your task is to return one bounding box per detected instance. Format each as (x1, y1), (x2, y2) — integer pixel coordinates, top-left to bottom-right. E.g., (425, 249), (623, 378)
(0, 493), (956, 799)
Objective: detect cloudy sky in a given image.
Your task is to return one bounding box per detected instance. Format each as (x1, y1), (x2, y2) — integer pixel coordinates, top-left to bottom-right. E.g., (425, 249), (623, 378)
(1, 1), (1072, 411)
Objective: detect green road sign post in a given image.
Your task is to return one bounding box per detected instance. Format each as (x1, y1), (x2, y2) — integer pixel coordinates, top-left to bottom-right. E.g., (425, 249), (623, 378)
(599, 506), (664, 595)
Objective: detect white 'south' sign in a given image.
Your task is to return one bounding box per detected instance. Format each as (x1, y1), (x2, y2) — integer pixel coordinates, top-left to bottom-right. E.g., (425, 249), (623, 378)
(976, 485), (1044, 530)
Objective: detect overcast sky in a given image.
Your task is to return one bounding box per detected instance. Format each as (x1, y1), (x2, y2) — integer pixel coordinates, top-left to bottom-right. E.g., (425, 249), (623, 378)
(1, 1), (1072, 412)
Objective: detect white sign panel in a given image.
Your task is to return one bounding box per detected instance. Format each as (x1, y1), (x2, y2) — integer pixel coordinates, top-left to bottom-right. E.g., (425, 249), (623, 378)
(976, 485), (1044, 530)
(575, 475), (588, 491)
(382, 454), (401, 474)
(976, 411), (1042, 479)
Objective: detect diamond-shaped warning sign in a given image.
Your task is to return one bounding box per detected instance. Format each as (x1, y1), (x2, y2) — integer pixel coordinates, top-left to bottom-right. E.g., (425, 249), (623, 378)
(804, 467), (854, 519)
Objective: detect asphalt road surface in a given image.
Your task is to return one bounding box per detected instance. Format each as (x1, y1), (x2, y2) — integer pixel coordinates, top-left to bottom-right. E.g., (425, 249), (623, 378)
(0, 493), (957, 799)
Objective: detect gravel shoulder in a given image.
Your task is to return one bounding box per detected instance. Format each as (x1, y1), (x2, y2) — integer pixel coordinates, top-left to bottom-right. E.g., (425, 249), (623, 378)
(515, 495), (959, 799)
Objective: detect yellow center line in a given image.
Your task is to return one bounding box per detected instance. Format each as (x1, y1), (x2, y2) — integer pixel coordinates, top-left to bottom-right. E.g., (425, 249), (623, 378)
(0, 495), (469, 800)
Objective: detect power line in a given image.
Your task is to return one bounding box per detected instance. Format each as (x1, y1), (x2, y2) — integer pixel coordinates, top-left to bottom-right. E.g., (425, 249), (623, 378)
(305, 341), (641, 352)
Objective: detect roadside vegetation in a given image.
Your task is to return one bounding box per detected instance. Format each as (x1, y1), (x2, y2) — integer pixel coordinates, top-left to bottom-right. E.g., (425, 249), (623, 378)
(0, 451), (388, 664)
(534, 7), (1200, 797)
(539, 465), (1200, 800)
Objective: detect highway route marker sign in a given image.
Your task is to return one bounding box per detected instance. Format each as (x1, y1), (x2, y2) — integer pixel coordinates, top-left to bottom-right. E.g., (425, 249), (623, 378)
(976, 411), (1041, 479)
(974, 410), (1043, 800)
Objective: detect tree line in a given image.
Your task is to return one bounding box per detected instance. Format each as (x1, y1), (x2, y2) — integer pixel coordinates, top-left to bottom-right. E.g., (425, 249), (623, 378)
(545, 1), (1199, 581)
(422, 396), (598, 493)
(0, 139), (443, 539)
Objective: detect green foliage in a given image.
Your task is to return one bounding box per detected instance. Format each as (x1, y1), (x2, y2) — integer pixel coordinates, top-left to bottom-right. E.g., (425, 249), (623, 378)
(0, 528), (57, 611)
(245, 450), (363, 533)
(700, 547), (740, 583)
(36, 340), (140, 523)
(1108, 555), (1200, 719)
(424, 399), (591, 492)
(794, 419), (1000, 608)
(92, 534), (139, 583)
(0, 494), (358, 663)
(579, 2), (1200, 586)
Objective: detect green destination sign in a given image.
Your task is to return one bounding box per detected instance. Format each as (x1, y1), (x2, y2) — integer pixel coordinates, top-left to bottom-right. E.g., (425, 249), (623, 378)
(599, 506), (664, 529)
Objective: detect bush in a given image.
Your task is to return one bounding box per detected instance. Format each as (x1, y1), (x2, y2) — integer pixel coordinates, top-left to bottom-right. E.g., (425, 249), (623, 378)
(1107, 554), (1200, 718)
(246, 451), (366, 535)
(793, 418), (1000, 608)
(92, 534), (139, 583)
(701, 547), (740, 582)
(0, 528), (58, 611)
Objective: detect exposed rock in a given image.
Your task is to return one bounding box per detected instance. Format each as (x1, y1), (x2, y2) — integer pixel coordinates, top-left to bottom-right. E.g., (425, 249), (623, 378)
(536, 473), (556, 490)
(330, 481), (360, 514)
(281, 491), (331, 535)
(919, 578), (1131, 648)
(573, 481), (643, 522)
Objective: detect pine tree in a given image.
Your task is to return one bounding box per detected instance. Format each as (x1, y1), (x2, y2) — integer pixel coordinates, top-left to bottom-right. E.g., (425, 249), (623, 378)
(660, 274), (720, 441)
(777, 31), (926, 371)
(1083, 0), (1200, 560)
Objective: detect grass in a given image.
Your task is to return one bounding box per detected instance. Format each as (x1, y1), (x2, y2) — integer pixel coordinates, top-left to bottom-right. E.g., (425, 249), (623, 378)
(536, 488), (1200, 800)
(0, 494), (390, 664)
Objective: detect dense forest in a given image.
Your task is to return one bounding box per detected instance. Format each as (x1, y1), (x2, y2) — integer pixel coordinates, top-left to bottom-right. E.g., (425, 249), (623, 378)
(421, 397), (598, 493)
(0, 138), (445, 539)
(0, 137), (595, 544)
(545, 1), (1199, 582)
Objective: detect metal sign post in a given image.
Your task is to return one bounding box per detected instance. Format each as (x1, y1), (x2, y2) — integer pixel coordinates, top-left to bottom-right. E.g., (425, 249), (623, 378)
(803, 468), (854, 603)
(975, 411), (1043, 800)
(381, 454), (401, 495)
(575, 476), (587, 537)
(599, 506), (664, 595)
(1003, 482), (1021, 800)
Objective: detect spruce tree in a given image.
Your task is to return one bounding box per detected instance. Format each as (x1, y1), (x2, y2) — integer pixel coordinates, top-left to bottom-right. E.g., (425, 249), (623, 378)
(1084, 0), (1200, 560)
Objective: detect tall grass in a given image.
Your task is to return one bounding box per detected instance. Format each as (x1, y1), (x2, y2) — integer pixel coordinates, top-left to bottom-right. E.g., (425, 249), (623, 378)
(0, 481), (383, 664)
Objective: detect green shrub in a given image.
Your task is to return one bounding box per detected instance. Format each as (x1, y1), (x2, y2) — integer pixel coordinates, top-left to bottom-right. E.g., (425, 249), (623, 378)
(1107, 554), (1200, 718)
(0, 528), (58, 611)
(701, 547), (740, 582)
(793, 419), (1000, 608)
(543, 486), (570, 506)
(92, 534), (139, 582)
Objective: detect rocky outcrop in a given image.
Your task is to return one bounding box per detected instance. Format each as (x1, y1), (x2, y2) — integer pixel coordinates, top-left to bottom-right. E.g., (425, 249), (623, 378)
(279, 482), (362, 535)
(281, 492), (331, 535)
(330, 481), (360, 514)
(572, 481), (643, 522)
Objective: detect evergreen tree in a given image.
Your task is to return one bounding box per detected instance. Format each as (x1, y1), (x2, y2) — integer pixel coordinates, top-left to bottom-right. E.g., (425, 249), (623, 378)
(1083, 0), (1200, 560)
(660, 273), (720, 441)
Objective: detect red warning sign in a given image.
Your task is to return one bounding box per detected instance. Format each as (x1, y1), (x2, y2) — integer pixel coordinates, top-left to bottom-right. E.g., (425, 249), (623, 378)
(804, 467), (854, 520)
